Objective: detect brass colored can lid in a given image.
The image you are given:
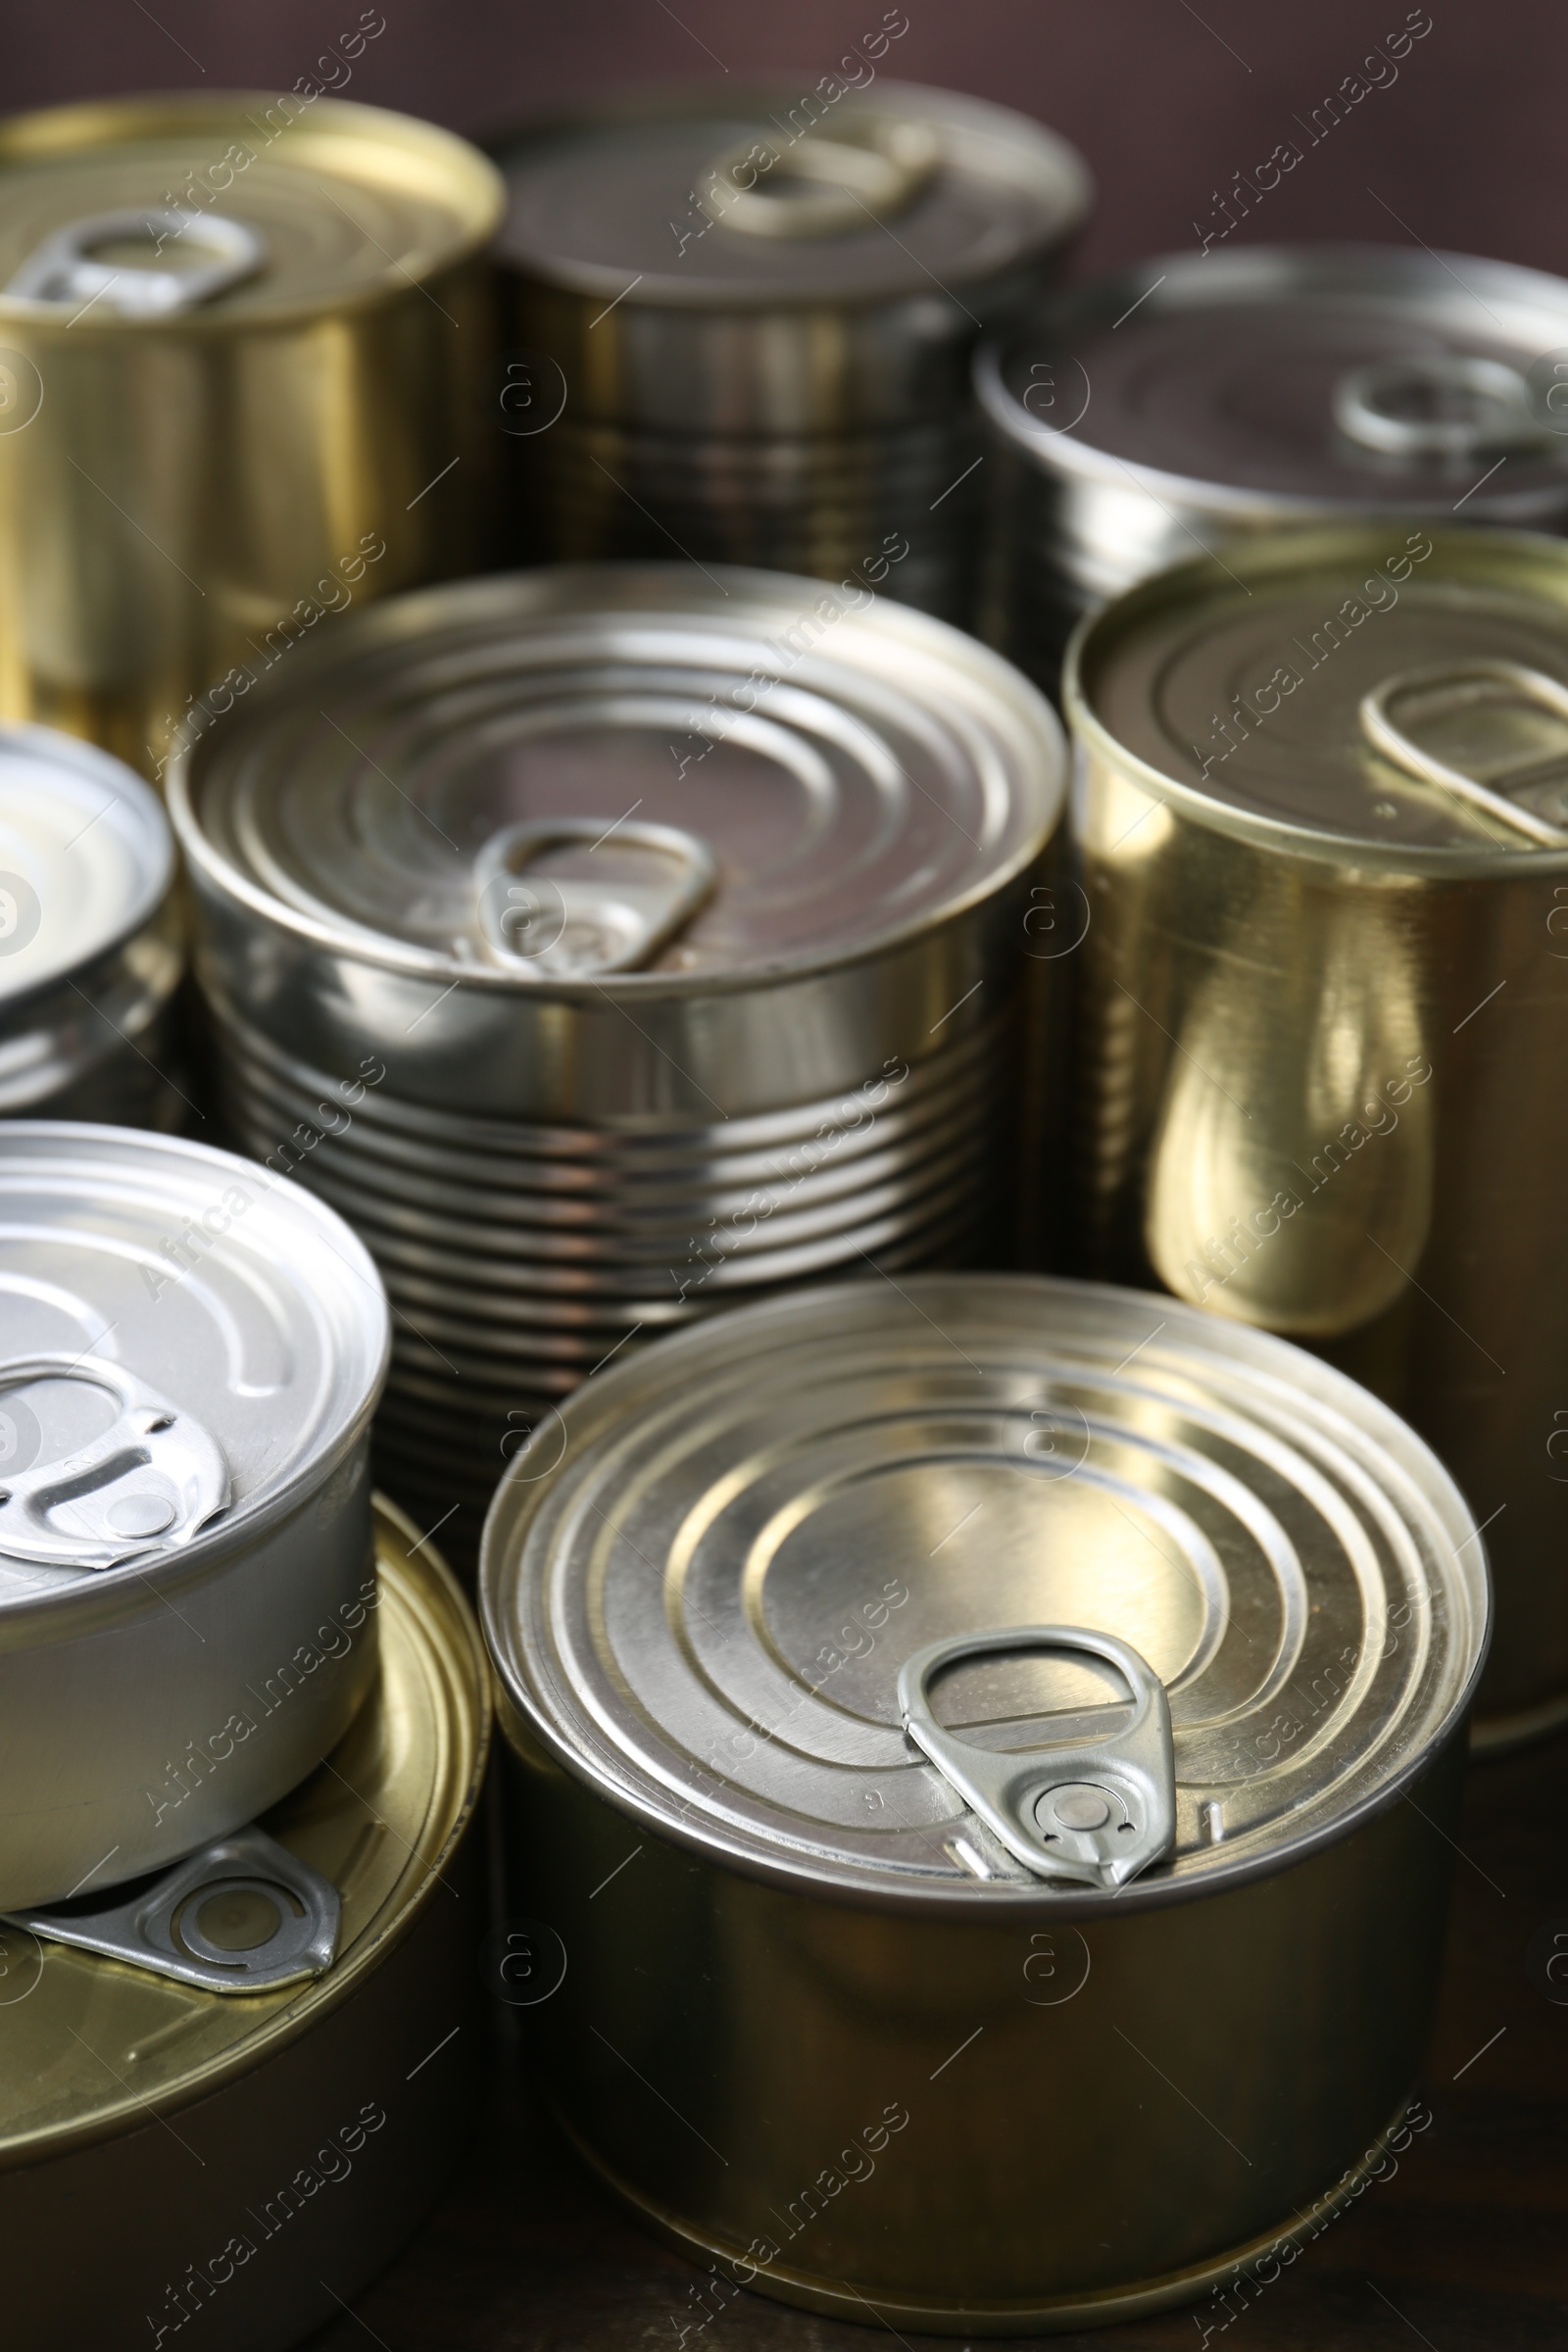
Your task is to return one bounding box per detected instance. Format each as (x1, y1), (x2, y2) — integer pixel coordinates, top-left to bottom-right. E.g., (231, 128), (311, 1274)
(1070, 524), (1568, 858)
(481, 1276), (1488, 1914)
(0, 92), (502, 327)
(0, 1496), (487, 2169)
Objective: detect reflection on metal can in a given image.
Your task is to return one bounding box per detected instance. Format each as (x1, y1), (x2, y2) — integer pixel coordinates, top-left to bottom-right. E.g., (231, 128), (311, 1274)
(0, 93), (502, 777)
(978, 246), (1568, 683)
(492, 82), (1091, 624)
(1063, 522), (1568, 1746)
(170, 564), (1065, 1555)
(480, 1274), (1486, 2331)
(0, 1121), (389, 1904)
(0, 1494), (488, 2352)
(0, 723), (183, 1124)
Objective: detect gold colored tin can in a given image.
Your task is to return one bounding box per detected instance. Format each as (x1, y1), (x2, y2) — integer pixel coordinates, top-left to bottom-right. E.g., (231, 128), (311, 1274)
(0, 93), (502, 780)
(1063, 523), (1568, 1746)
(0, 1494), (489, 2350)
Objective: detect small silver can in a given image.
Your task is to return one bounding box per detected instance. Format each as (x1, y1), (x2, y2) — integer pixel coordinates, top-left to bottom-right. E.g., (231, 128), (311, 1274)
(0, 1121), (389, 1906)
(482, 1274), (1486, 2333)
(0, 721), (182, 1124)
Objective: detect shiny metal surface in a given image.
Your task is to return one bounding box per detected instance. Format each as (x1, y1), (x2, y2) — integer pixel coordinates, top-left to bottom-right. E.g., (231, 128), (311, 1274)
(483, 1272), (1484, 2325)
(172, 564), (1063, 1546)
(0, 1495), (489, 2352)
(0, 93), (502, 777)
(978, 245), (1568, 680)
(1064, 523), (1568, 1743)
(0, 1122), (389, 1905)
(0, 724), (182, 1121)
(494, 81), (1090, 618)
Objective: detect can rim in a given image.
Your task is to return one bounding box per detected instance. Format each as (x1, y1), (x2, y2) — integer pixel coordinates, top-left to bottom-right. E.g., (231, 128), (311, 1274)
(974, 242), (1568, 514)
(0, 91), (504, 332)
(168, 563), (1066, 998)
(1063, 520), (1568, 876)
(0, 728), (174, 1016)
(481, 1271), (1492, 1921)
(485, 76), (1093, 312)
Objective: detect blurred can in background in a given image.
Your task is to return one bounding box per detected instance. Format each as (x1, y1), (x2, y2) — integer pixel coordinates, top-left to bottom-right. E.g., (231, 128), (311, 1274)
(0, 90), (502, 779)
(1063, 523), (1568, 1746)
(491, 75), (1090, 624)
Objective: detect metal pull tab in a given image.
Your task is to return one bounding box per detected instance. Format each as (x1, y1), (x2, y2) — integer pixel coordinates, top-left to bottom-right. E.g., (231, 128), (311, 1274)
(899, 1625), (1176, 1890)
(0, 1354), (230, 1570)
(6, 1826), (339, 1994)
(1360, 662), (1568, 848)
(475, 817), (716, 979)
(699, 115), (940, 238)
(6, 208), (265, 318)
(1333, 354), (1549, 462)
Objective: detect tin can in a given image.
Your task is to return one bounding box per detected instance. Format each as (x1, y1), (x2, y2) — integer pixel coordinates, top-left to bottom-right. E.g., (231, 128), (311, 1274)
(0, 1493), (488, 2352)
(977, 245), (1568, 684)
(0, 1121), (389, 1905)
(0, 722), (183, 1124)
(1062, 522), (1568, 1747)
(0, 91), (502, 779)
(492, 80), (1090, 624)
(169, 563), (1065, 1556)
(481, 1273), (1486, 2332)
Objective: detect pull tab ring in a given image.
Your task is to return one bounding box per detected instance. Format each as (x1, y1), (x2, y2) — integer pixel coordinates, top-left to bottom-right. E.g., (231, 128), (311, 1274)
(700, 116), (940, 238)
(1360, 662), (1568, 849)
(6, 209), (265, 318)
(1333, 354), (1548, 462)
(0, 1353), (230, 1570)
(899, 1625), (1176, 1889)
(474, 817), (716, 979)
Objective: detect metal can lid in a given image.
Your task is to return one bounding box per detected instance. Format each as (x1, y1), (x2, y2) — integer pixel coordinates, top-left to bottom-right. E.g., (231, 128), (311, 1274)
(0, 1125), (388, 1590)
(494, 80), (1090, 309)
(1071, 523), (1568, 858)
(0, 727), (172, 1006)
(0, 1497), (486, 2163)
(0, 94), (501, 327)
(172, 564), (1062, 989)
(981, 246), (1568, 513)
(481, 1275), (1487, 1914)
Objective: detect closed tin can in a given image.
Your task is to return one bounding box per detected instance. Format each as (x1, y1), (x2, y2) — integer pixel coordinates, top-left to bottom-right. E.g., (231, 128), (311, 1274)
(481, 1273), (1486, 2333)
(169, 563), (1065, 1553)
(493, 80), (1090, 623)
(1063, 522), (1568, 1746)
(0, 1121), (389, 1905)
(977, 245), (1568, 682)
(0, 92), (502, 779)
(0, 1493), (488, 2352)
(0, 723), (182, 1124)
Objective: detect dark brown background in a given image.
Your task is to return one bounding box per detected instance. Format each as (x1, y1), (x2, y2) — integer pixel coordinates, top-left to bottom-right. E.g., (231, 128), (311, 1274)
(8, 0), (1566, 281)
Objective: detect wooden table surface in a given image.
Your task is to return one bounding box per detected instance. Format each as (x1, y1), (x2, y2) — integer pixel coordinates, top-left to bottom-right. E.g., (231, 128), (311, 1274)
(311, 1729), (1568, 2352)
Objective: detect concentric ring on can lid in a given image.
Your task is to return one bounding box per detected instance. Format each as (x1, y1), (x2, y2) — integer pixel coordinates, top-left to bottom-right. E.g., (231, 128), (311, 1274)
(979, 245), (1568, 513)
(170, 564), (1062, 990)
(493, 81), (1091, 308)
(481, 1275), (1488, 1914)
(0, 728), (172, 1004)
(0, 1125), (389, 1595)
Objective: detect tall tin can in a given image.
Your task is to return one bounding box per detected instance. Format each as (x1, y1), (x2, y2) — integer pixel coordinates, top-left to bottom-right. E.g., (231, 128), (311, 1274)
(0, 1494), (489, 2352)
(0, 1122), (389, 1904)
(0, 91), (502, 779)
(481, 1274), (1487, 2333)
(492, 79), (1090, 623)
(0, 723), (183, 1123)
(1062, 522), (1568, 1746)
(977, 246), (1568, 685)
(169, 563), (1065, 1558)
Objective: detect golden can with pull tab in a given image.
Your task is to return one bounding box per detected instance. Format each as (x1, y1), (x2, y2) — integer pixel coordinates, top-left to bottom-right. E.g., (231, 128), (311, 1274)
(1062, 522), (1568, 1746)
(0, 1495), (488, 2352)
(0, 90), (502, 779)
(481, 1274), (1486, 2332)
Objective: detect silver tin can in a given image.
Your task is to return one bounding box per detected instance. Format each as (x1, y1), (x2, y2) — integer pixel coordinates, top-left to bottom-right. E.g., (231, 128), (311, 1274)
(169, 564), (1065, 1554)
(0, 723), (183, 1125)
(0, 1122), (389, 1907)
(493, 81), (1091, 623)
(977, 244), (1568, 682)
(481, 1274), (1487, 2333)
